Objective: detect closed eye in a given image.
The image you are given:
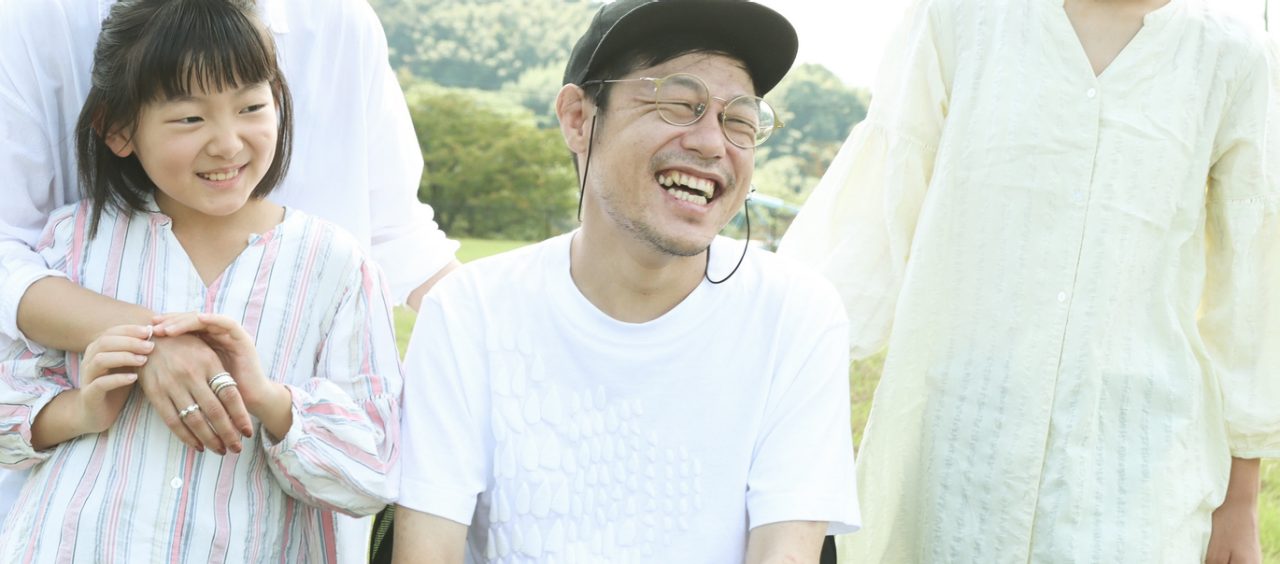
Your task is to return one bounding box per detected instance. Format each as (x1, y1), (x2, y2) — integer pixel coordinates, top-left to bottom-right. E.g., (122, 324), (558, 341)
(172, 116), (203, 125)
(241, 103), (268, 114)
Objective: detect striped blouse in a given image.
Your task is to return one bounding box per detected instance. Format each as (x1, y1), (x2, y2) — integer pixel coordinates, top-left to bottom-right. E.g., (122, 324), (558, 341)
(0, 201), (402, 563)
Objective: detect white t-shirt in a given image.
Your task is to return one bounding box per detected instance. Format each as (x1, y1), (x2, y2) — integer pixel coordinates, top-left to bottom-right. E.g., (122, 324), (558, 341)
(399, 233), (861, 563)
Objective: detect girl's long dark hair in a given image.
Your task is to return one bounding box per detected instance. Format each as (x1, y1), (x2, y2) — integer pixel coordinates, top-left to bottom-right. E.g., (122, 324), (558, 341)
(75, 0), (293, 236)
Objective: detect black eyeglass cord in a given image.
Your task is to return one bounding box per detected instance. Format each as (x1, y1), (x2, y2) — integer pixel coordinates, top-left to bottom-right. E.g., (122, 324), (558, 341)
(705, 198), (749, 285)
(576, 114), (598, 222)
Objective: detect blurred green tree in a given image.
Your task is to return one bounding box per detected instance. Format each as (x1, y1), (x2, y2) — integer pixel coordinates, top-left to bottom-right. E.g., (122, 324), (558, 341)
(371, 0), (597, 90)
(407, 85), (579, 240)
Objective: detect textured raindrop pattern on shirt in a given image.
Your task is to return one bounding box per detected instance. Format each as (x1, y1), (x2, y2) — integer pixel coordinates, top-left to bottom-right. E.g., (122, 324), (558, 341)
(481, 325), (703, 562)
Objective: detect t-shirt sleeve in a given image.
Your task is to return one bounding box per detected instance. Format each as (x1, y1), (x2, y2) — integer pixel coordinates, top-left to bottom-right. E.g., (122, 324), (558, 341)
(397, 274), (493, 524)
(745, 282), (860, 535)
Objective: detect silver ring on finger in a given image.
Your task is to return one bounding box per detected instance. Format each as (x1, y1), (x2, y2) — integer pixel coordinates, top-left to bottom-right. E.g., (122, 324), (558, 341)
(178, 403), (201, 418)
(208, 373), (238, 395)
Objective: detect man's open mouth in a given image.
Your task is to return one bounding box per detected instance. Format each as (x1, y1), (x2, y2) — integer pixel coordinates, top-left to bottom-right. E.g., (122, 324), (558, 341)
(657, 171), (718, 205)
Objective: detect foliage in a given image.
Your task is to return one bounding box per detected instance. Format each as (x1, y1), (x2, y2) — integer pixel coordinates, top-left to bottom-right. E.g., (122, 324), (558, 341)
(371, 0), (597, 91)
(407, 86), (578, 241)
(756, 64), (868, 202)
(500, 63), (565, 129)
(770, 64), (869, 153)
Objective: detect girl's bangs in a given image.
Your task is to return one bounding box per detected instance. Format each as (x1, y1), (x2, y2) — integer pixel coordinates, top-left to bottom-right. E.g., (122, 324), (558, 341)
(133, 2), (277, 101)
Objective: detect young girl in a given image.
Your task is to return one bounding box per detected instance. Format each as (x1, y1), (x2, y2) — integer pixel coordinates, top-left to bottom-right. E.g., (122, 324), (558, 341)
(0, 0), (402, 561)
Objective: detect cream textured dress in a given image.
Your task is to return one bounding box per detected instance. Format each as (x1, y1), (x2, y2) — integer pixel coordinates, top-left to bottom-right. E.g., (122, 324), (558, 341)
(778, 0), (1280, 561)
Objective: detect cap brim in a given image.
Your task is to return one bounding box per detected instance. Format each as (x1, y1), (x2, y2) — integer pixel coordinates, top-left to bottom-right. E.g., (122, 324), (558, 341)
(585, 2), (798, 95)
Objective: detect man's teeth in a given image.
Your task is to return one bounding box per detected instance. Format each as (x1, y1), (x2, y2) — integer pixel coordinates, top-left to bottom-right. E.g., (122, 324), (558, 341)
(665, 187), (708, 205)
(199, 168), (240, 182)
(657, 172), (715, 199)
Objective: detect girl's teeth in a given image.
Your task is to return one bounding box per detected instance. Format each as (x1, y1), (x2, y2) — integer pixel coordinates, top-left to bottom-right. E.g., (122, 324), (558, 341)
(201, 169), (239, 181)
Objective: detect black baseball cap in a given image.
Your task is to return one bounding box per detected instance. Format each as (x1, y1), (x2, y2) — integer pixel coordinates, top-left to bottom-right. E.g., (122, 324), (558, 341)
(562, 0), (798, 96)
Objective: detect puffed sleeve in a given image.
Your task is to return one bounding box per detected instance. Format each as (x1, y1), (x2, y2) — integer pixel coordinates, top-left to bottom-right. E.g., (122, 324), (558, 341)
(776, 0), (953, 359)
(1200, 40), (1280, 459)
(0, 206), (83, 466)
(262, 258), (405, 515)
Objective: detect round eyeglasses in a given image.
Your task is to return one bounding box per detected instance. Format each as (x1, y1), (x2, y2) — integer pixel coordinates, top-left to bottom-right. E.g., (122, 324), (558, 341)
(583, 73), (784, 149)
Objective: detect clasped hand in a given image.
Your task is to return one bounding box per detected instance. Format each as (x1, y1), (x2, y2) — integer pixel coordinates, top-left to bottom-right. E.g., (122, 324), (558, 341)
(80, 313), (274, 455)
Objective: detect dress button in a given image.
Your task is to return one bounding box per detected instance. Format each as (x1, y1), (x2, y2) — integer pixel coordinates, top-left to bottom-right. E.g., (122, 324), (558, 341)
(1070, 191), (1085, 204)
(1057, 291), (1068, 303)
(170, 477), (183, 489)
(1086, 88), (1097, 98)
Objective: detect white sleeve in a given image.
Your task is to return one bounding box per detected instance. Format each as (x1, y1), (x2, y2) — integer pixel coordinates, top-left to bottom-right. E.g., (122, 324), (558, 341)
(397, 274), (491, 525)
(0, 4), (73, 347)
(1201, 40), (1280, 459)
(745, 282), (860, 535)
(776, 0), (952, 359)
(355, 2), (459, 303)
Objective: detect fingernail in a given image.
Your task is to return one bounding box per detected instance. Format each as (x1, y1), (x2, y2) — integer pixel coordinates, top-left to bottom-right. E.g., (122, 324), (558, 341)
(134, 355), (147, 363)
(141, 341), (155, 350)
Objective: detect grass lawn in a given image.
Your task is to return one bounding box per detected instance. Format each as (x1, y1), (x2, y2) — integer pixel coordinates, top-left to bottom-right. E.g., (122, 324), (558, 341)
(455, 238), (531, 263)
(396, 238), (1279, 557)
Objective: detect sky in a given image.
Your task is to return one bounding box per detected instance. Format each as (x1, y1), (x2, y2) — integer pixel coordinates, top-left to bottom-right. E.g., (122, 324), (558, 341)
(755, 0), (1274, 88)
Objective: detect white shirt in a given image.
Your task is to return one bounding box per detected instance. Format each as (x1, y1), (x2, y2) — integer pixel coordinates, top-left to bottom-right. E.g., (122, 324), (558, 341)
(399, 233), (860, 563)
(778, 0), (1280, 561)
(0, 0), (459, 349)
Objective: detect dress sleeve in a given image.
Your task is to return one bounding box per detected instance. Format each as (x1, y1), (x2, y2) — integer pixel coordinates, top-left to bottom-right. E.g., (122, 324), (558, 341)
(0, 208), (83, 467)
(261, 258), (405, 516)
(776, 0), (952, 359)
(1201, 41), (1280, 460)
(355, 1), (459, 303)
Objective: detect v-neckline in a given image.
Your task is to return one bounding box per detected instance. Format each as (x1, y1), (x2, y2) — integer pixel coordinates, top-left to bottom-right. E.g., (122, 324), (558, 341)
(1052, 0), (1178, 80)
(159, 207), (292, 292)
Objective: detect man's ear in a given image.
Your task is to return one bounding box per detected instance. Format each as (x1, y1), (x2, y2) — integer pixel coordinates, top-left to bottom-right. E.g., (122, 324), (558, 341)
(104, 128), (135, 158)
(556, 84), (596, 155)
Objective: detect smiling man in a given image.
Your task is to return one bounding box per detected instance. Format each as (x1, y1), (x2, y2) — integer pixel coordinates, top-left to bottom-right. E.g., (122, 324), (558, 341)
(391, 1), (859, 562)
